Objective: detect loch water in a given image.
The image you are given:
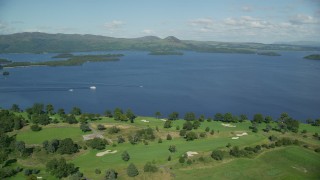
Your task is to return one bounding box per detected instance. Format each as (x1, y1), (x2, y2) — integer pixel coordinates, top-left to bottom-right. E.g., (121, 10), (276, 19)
(0, 51), (319, 121)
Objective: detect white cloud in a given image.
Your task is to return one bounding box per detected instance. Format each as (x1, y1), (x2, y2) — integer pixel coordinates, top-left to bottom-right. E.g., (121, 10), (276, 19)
(241, 6), (253, 12)
(104, 20), (125, 30)
(142, 29), (154, 34)
(224, 16), (272, 29)
(289, 14), (318, 24)
(189, 18), (214, 27)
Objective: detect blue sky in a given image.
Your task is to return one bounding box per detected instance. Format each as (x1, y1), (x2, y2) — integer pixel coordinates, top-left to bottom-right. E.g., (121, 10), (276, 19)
(0, 0), (319, 43)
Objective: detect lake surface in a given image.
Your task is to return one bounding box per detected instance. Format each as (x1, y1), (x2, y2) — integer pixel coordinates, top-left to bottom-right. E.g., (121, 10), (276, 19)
(1, 51), (320, 121)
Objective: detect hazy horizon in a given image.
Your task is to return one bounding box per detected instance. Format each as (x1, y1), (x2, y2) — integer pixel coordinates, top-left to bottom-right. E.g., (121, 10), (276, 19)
(0, 0), (320, 43)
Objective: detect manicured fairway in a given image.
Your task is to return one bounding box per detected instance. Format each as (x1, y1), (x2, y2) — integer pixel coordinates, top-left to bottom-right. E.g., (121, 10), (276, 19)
(174, 146), (320, 180)
(16, 124), (86, 144)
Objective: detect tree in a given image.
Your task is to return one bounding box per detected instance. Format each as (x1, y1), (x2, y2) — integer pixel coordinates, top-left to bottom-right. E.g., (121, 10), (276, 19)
(10, 104), (20, 112)
(192, 120), (201, 129)
(105, 169), (118, 180)
(185, 131), (198, 141)
(121, 151), (130, 161)
(184, 112), (196, 121)
(57, 138), (79, 154)
(15, 141), (26, 156)
(117, 136), (125, 144)
(211, 150), (224, 160)
(182, 121), (193, 130)
(104, 110), (113, 118)
(253, 114), (264, 123)
(46, 158), (78, 179)
(264, 116), (273, 123)
(179, 129), (187, 137)
(224, 113), (233, 122)
(80, 123), (91, 132)
(127, 163), (139, 177)
(64, 115), (78, 124)
(158, 138), (162, 143)
(86, 138), (108, 150)
(57, 108), (65, 116)
(179, 156), (185, 163)
(163, 120), (172, 128)
(214, 113), (224, 121)
(113, 108), (123, 121)
(167, 155), (171, 161)
(198, 114), (205, 122)
(205, 127), (210, 132)
(168, 145), (176, 153)
(168, 112), (179, 120)
(46, 104), (54, 115)
(166, 134), (172, 140)
(155, 111), (161, 119)
(144, 162), (158, 172)
(126, 109), (136, 123)
(71, 107), (81, 115)
(240, 114), (247, 122)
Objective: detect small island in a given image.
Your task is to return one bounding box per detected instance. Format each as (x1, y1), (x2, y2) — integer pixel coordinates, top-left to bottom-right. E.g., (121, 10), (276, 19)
(3, 54), (124, 68)
(304, 54), (320, 60)
(148, 51), (184, 55)
(52, 53), (74, 58)
(257, 52), (281, 56)
(0, 58), (12, 63)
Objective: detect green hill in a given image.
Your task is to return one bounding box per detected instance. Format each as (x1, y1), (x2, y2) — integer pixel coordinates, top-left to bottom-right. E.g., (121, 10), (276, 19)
(0, 32), (319, 54)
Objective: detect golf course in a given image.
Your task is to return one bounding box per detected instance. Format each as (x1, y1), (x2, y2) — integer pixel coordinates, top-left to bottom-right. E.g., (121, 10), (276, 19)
(0, 105), (319, 180)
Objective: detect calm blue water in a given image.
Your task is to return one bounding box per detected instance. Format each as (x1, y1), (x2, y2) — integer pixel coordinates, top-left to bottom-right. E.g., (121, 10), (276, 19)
(0, 51), (320, 121)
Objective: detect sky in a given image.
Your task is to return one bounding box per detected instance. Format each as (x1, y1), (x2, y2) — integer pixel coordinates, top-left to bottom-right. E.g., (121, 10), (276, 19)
(0, 0), (319, 43)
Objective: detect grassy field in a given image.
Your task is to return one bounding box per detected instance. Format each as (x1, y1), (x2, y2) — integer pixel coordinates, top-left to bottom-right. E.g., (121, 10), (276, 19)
(174, 146), (320, 180)
(15, 123), (88, 144)
(5, 115), (320, 180)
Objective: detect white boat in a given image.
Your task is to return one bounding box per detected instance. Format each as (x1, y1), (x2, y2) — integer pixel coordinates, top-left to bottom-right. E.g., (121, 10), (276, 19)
(69, 89), (74, 92)
(90, 86), (96, 90)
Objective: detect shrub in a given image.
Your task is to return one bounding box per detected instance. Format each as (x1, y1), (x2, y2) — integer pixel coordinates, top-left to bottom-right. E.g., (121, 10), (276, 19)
(158, 138), (162, 143)
(185, 131), (198, 141)
(97, 124), (106, 130)
(168, 145), (176, 153)
(179, 156), (185, 163)
(30, 124), (41, 131)
(167, 134), (172, 140)
(105, 169), (118, 180)
(108, 126), (120, 134)
(187, 159), (192, 165)
(86, 138), (108, 150)
(167, 155), (171, 161)
(127, 163), (139, 177)
(211, 150), (224, 160)
(144, 162), (158, 173)
(179, 129), (186, 137)
(121, 151), (130, 161)
(199, 132), (206, 138)
(95, 169), (101, 174)
(205, 127), (210, 132)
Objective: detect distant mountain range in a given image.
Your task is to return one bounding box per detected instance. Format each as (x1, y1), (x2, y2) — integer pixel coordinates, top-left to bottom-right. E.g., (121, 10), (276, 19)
(0, 32), (319, 54)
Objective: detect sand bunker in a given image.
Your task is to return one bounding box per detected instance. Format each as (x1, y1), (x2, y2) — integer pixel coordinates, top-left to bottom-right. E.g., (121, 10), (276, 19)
(186, 151), (199, 157)
(83, 134), (104, 141)
(160, 119), (167, 121)
(221, 123), (236, 127)
(236, 132), (248, 137)
(141, 119), (149, 123)
(231, 137), (240, 140)
(96, 150), (118, 157)
(292, 166), (307, 173)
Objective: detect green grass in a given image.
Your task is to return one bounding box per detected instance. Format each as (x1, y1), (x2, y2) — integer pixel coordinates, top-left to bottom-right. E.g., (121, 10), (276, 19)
(16, 124), (87, 144)
(8, 115), (320, 180)
(174, 146), (320, 180)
